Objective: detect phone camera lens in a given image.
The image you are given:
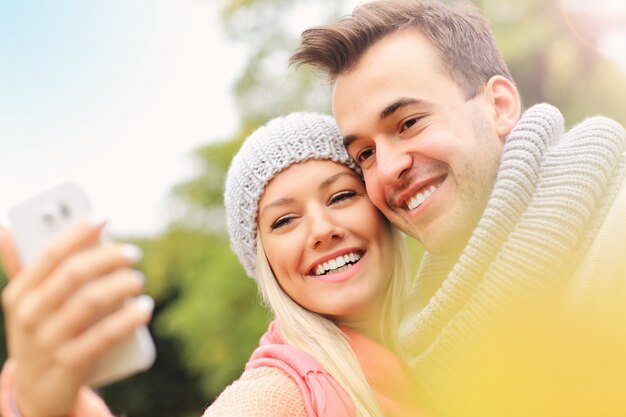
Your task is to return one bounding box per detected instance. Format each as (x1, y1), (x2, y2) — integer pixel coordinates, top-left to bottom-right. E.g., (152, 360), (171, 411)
(41, 207), (57, 226)
(59, 202), (71, 218)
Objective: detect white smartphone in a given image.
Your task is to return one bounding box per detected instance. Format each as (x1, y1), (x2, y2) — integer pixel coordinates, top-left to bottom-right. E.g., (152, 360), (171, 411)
(8, 182), (156, 387)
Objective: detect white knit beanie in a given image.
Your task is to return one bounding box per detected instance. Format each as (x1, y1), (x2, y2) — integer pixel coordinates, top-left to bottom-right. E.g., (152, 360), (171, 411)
(224, 112), (360, 279)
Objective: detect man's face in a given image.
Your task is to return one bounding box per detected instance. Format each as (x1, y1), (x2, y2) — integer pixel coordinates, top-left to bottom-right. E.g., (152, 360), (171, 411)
(332, 30), (505, 254)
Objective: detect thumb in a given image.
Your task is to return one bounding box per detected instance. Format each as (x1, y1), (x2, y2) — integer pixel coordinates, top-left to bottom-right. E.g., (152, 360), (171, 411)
(0, 226), (22, 280)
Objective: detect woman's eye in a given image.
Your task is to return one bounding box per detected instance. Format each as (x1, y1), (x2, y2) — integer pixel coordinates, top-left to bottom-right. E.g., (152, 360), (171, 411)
(329, 191), (356, 205)
(270, 216), (294, 230)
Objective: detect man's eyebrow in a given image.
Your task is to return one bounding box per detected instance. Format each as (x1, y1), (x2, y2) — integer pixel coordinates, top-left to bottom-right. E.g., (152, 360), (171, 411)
(380, 97), (423, 120)
(343, 134), (358, 149)
(343, 98), (424, 149)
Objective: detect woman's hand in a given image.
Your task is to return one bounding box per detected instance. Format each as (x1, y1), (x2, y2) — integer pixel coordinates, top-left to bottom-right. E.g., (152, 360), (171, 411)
(0, 219), (153, 417)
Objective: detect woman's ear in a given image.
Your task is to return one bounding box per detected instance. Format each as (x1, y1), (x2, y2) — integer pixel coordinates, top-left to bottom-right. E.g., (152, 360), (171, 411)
(485, 75), (521, 142)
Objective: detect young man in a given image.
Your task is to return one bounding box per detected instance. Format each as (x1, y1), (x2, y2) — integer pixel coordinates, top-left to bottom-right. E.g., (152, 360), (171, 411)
(291, 0), (626, 415)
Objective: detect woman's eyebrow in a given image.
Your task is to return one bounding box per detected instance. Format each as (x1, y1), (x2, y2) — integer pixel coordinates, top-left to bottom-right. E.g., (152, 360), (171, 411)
(319, 171), (360, 190)
(260, 171), (360, 218)
(260, 197), (294, 217)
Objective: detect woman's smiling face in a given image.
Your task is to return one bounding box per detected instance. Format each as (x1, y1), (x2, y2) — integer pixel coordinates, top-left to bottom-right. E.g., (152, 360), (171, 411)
(257, 159), (394, 326)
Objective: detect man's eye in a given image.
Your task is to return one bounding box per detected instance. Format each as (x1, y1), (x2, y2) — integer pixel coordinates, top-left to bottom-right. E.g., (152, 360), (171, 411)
(401, 117), (418, 132)
(356, 148), (375, 163)
(329, 191), (356, 205)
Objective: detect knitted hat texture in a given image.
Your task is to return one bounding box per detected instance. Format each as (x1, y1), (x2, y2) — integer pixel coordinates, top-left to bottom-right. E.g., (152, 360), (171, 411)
(224, 112), (360, 279)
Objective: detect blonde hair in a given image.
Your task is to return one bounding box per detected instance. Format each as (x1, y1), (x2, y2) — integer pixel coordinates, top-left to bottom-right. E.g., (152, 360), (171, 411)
(255, 222), (410, 417)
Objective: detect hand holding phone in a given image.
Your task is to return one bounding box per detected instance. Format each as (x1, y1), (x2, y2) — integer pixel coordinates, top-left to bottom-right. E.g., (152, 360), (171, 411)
(4, 184), (155, 415)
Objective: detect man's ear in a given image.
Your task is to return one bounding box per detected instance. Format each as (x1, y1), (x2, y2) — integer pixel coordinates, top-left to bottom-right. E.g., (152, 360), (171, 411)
(485, 75), (521, 142)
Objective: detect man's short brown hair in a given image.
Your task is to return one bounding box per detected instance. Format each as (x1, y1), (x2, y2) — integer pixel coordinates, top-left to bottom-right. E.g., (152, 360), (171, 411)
(290, 0), (513, 99)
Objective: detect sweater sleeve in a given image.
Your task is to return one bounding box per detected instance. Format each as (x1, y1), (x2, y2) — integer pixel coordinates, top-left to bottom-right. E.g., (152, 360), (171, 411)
(202, 366), (307, 417)
(0, 360), (114, 417)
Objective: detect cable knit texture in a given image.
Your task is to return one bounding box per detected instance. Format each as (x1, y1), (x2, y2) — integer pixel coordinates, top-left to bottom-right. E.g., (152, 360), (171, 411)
(224, 112), (359, 279)
(202, 367), (307, 417)
(398, 103), (626, 409)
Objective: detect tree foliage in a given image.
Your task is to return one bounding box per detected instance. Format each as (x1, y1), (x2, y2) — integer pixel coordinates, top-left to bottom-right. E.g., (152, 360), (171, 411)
(108, 2), (362, 411)
(481, 0), (626, 125)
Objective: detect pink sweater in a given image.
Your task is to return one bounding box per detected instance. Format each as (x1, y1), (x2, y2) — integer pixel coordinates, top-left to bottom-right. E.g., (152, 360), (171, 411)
(245, 321), (354, 417)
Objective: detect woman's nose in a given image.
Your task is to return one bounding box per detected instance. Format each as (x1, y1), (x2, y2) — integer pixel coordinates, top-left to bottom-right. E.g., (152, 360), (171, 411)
(307, 207), (345, 248)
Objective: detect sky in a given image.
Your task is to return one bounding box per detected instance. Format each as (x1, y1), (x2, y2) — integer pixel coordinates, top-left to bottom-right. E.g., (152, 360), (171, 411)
(1, 1), (246, 237)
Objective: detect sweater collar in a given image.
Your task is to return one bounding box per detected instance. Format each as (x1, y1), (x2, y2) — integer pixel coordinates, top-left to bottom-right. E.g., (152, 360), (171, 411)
(400, 103), (626, 368)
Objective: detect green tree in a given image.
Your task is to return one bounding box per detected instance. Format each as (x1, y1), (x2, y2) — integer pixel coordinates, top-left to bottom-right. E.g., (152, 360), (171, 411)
(137, 136), (271, 400)
(481, 0), (626, 125)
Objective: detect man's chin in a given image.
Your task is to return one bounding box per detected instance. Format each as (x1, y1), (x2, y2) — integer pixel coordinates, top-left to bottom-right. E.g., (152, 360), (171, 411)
(420, 228), (472, 256)
(388, 213), (420, 240)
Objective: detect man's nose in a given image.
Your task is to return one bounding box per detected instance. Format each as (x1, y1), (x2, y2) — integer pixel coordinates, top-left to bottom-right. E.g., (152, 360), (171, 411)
(375, 140), (412, 186)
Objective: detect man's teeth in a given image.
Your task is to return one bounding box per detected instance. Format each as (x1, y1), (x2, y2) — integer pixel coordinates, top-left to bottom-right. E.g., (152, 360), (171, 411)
(314, 252), (361, 276)
(406, 184), (439, 210)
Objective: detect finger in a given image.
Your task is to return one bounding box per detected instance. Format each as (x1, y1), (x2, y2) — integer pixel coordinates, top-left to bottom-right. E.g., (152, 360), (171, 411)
(20, 243), (144, 326)
(40, 269), (145, 346)
(0, 227), (22, 280)
(16, 217), (106, 295)
(56, 295), (154, 371)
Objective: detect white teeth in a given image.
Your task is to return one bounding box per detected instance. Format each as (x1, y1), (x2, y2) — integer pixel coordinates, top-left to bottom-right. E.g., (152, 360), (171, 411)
(406, 183), (441, 211)
(313, 252), (362, 276)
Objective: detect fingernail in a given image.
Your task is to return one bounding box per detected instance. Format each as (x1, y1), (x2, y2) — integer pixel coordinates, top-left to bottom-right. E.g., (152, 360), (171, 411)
(133, 270), (146, 286)
(121, 244), (143, 262)
(134, 295), (154, 314)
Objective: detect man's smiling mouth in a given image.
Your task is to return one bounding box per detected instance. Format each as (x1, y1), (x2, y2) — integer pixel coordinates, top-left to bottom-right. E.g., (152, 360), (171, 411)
(405, 179), (444, 210)
(312, 251), (362, 276)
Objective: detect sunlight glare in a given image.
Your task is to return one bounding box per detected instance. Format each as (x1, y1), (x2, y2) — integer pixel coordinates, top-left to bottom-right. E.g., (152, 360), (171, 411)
(562, 0), (626, 73)
(563, 0), (626, 15)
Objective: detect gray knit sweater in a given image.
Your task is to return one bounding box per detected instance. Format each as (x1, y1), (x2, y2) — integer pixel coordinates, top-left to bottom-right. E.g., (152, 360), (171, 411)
(398, 103), (626, 411)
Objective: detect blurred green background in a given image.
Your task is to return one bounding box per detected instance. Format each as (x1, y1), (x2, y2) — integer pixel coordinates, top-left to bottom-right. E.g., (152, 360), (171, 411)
(1, 0), (624, 416)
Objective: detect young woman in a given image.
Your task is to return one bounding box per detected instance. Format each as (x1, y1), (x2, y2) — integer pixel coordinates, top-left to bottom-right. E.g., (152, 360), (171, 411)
(0, 113), (423, 417)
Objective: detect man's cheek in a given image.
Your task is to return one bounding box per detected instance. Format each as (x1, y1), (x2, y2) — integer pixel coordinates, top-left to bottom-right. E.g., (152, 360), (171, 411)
(363, 176), (381, 201)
